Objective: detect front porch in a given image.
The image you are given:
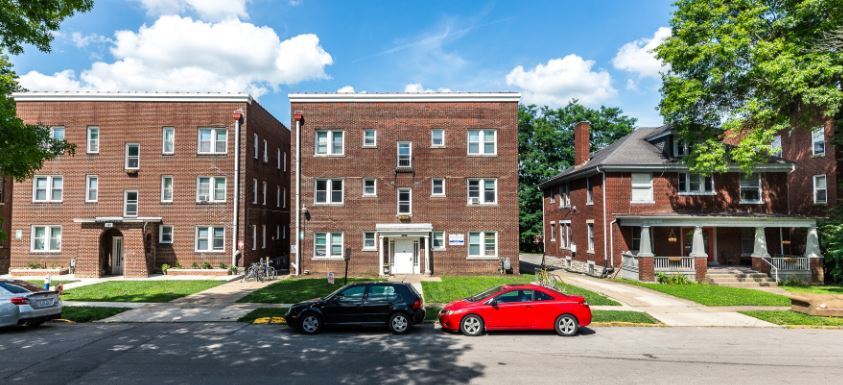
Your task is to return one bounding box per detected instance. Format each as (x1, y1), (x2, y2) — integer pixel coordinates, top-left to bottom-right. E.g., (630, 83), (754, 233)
(616, 215), (823, 283)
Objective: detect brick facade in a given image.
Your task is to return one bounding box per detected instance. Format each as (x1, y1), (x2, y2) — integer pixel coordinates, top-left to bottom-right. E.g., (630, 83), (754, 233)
(289, 94), (520, 276)
(0, 177), (10, 273)
(781, 121), (838, 216)
(9, 93), (289, 277)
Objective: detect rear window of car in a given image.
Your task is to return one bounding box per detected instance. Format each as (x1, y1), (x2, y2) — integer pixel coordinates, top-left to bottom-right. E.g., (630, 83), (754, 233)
(368, 284), (399, 301)
(0, 281), (41, 294)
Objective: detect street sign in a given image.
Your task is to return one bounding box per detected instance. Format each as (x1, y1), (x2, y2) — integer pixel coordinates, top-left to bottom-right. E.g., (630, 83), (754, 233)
(237, 240), (245, 250)
(448, 233), (465, 246)
(327, 272), (335, 285)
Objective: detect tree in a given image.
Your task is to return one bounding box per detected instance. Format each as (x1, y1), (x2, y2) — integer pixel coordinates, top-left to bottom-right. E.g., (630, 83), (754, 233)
(518, 103), (636, 252)
(657, 0), (843, 174)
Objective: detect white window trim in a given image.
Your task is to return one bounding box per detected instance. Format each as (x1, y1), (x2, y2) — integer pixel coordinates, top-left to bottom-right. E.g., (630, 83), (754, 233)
(397, 141), (412, 168)
(467, 178), (498, 205)
(550, 222), (557, 241)
(586, 223), (595, 254)
(559, 184), (570, 208)
(678, 173), (715, 195)
(314, 179), (344, 205)
(313, 232), (344, 260)
(161, 175), (174, 203)
(467, 231), (498, 260)
(194, 226), (225, 253)
(812, 127), (826, 157)
(277, 185), (281, 208)
(252, 178), (258, 204)
(253, 133), (259, 160)
(251, 225), (257, 250)
(197, 127), (228, 155)
(124, 190), (139, 217)
(586, 178), (594, 205)
(813, 174), (828, 205)
(315, 130), (344, 156)
(431, 178), (446, 197)
(85, 175), (98, 203)
(363, 129), (377, 147)
(467, 129), (497, 156)
(49, 126), (65, 141)
(30, 225), (62, 253)
(432, 231), (446, 251)
(162, 127), (175, 155)
(362, 232), (377, 251)
(196, 176), (227, 203)
(32, 175), (63, 203)
(262, 225), (267, 249)
(739, 173), (764, 204)
(277, 148), (282, 169)
(159, 225), (174, 244)
(431, 128), (445, 147)
(87, 126), (100, 154)
(125, 143), (140, 170)
(363, 179), (377, 197)
(263, 139), (268, 163)
(262, 181), (267, 206)
(397, 188), (412, 216)
(630, 173), (655, 203)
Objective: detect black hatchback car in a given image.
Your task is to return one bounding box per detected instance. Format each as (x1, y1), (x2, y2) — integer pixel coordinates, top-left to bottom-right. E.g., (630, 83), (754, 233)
(285, 282), (425, 334)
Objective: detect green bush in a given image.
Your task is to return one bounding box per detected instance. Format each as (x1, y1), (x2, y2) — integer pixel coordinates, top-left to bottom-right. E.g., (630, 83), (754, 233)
(161, 263), (170, 275)
(820, 218), (843, 284)
(218, 262), (227, 269)
(191, 262), (199, 269)
(201, 261), (212, 269)
(656, 272), (690, 285)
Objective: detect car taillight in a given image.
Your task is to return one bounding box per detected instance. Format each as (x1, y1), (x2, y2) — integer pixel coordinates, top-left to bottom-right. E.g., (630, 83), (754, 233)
(10, 297), (29, 305)
(412, 299), (422, 310)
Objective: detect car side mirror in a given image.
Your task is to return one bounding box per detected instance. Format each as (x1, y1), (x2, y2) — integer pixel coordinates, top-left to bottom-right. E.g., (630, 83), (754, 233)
(489, 299), (499, 307)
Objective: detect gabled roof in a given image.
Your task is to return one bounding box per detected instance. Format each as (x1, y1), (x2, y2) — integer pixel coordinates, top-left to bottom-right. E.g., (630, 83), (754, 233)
(538, 126), (793, 189)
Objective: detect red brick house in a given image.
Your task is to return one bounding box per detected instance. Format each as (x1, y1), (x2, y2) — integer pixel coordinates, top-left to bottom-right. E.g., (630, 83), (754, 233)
(289, 92), (520, 276)
(0, 176), (10, 273)
(8, 92), (290, 277)
(540, 122), (826, 283)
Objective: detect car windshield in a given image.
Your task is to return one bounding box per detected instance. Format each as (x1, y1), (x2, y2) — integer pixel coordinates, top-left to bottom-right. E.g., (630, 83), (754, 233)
(0, 281), (41, 294)
(465, 286), (504, 302)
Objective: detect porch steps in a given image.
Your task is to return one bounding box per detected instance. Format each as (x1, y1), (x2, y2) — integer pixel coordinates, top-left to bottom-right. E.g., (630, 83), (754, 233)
(705, 268), (777, 288)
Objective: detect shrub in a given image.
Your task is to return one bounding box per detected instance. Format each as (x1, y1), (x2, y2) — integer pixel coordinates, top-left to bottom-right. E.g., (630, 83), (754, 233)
(201, 261), (213, 269)
(27, 262), (43, 269)
(191, 262), (199, 269)
(657, 272), (690, 285)
(218, 262), (228, 269)
(161, 263), (171, 275)
(173, 261), (182, 269)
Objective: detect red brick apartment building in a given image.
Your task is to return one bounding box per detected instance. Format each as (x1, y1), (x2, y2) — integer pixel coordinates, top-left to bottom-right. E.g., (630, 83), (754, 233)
(0, 177), (11, 273)
(8, 92), (290, 277)
(540, 122), (830, 283)
(288, 92), (520, 276)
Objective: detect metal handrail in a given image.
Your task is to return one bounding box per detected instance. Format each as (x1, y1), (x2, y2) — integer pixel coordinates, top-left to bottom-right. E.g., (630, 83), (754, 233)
(760, 257), (779, 284)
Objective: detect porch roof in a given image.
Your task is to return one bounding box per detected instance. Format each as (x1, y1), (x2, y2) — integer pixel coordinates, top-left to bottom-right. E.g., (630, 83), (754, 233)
(616, 214), (817, 228)
(375, 223), (433, 236)
(73, 216), (163, 224)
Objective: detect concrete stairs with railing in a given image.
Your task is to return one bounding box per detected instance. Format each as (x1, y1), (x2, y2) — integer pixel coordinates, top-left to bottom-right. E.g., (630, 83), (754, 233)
(704, 266), (778, 288)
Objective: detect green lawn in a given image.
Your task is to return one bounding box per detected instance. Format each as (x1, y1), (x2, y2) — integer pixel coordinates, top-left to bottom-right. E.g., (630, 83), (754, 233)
(61, 280), (223, 303)
(621, 280), (791, 306)
(238, 308), (289, 324)
(740, 311), (843, 327)
(425, 305), (442, 321)
(421, 274), (619, 306)
(25, 279), (79, 289)
(592, 310), (659, 325)
(238, 278), (381, 304)
(60, 306), (130, 322)
(781, 285), (843, 295)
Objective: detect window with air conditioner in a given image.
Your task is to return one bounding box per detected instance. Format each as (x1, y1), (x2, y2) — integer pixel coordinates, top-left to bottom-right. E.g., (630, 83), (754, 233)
(196, 176), (226, 203)
(467, 179), (497, 205)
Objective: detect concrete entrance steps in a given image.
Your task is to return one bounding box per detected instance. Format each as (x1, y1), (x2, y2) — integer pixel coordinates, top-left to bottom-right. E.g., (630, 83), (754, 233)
(705, 266), (777, 288)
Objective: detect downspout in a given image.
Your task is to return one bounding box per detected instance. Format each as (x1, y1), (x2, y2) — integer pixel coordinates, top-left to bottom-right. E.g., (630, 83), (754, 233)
(599, 166), (612, 275)
(541, 188), (546, 254)
(232, 109), (242, 268)
(293, 112), (303, 275)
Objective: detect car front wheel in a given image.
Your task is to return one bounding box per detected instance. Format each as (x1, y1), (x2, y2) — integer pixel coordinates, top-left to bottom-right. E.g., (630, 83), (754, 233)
(460, 315), (484, 336)
(388, 312), (410, 334)
(299, 313), (323, 335)
(555, 314), (579, 336)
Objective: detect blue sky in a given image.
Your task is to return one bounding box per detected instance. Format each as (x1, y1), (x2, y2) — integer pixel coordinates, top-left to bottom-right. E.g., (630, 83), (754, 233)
(12, 0), (674, 126)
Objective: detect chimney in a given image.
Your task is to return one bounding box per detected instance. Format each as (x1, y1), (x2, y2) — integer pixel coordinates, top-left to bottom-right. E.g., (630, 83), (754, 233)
(574, 121), (591, 166)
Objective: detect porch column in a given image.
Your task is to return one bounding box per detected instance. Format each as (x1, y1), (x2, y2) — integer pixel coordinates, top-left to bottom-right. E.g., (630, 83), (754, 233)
(424, 235), (431, 275)
(378, 235), (385, 277)
(750, 227), (771, 274)
(689, 226), (708, 282)
(637, 226), (655, 282)
(805, 227), (824, 283)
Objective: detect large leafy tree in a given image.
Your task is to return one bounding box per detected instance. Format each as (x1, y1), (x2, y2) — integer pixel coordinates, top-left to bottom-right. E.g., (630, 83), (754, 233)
(657, 0), (843, 173)
(519, 103), (636, 252)
(0, 0), (94, 240)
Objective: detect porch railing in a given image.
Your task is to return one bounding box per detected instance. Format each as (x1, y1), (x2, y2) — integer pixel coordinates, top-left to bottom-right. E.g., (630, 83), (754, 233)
(654, 256), (695, 272)
(770, 256), (810, 271)
(621, 252), (638, 270)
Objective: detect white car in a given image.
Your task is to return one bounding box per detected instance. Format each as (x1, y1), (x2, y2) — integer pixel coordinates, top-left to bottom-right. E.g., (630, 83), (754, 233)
(0, 280), (63, 328)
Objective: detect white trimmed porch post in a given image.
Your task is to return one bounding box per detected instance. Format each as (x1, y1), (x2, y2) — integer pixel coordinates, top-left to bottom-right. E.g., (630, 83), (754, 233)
(751, 227), (770, 258)
(423, 235), (431, 275)
(804, 227), (823, 259)
(378, 234), (385, 277)
(637, 226), (655, 282)
(689, 226), (708, 258)
(638, 226), (654, 257)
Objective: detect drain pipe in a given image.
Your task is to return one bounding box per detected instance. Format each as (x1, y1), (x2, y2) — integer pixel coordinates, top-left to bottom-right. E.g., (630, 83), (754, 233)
(232, 109), (243, 268)
(293, 112), (304, 275)
(599, 166), (614, 277)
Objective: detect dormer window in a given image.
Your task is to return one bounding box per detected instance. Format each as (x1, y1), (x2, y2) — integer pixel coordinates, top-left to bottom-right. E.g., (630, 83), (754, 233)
(673, 138), (690, 158)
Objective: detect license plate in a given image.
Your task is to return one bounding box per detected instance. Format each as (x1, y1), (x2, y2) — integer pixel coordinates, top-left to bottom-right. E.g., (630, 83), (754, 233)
(38, 300), (51, 307)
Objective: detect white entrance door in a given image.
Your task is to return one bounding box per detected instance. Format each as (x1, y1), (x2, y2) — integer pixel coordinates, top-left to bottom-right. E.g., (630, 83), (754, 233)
(393, 239), (415, 274)
(112, 236), (124, 275)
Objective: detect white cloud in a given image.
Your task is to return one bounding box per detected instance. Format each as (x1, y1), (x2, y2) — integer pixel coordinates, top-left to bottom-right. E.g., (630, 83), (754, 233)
(71, 32), (112, 48)
(18, 69), (84, 91)
(612, 27), (671, 78)
(403, 83), (452, 93)
(19, 15), (333, 97)
(336, 85), (354, 93)
(625, 78), (638, 91)
(138, 0), (248, 21)
(505, 54), (617, 107)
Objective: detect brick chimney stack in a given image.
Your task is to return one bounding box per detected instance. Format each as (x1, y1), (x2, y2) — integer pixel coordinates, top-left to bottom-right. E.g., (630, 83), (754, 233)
(574, 121), (591, 166)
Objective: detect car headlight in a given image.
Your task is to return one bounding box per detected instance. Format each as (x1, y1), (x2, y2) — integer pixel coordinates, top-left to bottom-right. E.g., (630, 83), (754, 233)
(440, 309), (454, 316)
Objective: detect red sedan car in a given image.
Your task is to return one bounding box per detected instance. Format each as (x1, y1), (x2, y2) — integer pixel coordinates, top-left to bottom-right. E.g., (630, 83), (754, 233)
(438, 284), (591, 336)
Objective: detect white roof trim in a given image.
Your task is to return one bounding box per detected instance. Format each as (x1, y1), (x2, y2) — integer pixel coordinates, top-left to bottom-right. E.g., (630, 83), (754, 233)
(376, 223), (434, 234)
(289, 92), (520, 103)
(73, 216), (163, 224)
(616, 215), (817, 228)
(13, 92), (252, 103)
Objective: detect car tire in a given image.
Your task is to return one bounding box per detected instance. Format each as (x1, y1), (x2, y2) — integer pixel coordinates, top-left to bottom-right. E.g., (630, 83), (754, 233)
(298, 313), (323, 335)
(555, 314), (579, 337)
(388, 312), (411, 334)
(460, 314), (485, 336)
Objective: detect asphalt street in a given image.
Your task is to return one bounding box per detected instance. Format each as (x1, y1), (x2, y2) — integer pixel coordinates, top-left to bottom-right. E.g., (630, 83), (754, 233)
(1, 322), (842, 385)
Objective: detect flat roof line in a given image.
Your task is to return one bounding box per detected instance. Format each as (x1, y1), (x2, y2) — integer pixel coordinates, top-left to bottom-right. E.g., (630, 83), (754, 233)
(13, 91), (253, 103)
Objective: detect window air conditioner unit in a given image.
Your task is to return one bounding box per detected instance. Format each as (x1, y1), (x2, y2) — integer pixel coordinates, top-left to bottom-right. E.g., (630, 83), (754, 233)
(570, 243), (577, 253)
(469, 197), (480, 205)
(198, 195), (209, 202)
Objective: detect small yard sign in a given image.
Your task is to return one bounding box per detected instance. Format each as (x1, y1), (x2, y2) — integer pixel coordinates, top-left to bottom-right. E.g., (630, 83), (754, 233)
(327, 272), (335, 285)
(448, 233), (465, 246)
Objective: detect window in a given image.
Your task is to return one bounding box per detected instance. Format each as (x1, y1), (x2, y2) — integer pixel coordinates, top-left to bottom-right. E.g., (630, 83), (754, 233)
(397, 188), (412, 215)
(251, 225), (257, 250)
(363, 129), (376, 147)
(162, 127), (175, 154)
(397, 141), (412, 167)
(548, 189), (556, 203)
(673, 139), (689, 157)
(277, 185), (281, 207)
(198, 127), (227, 154)
(363, 232), (376, 250)
(560, 223), (570, 248)
(125, 143), (140, 170)
(262, 181), (267, 206)
(87, 127), (100, 154)
(159, 225), (173, 244)
(32, 176), (63, 202)
(276, 225), (281, 240)
(282, 225), (287, 240)
(252, 178), (258, 204)
(315, 179), (343, 204)
(124, 191), (138, 217)
(559, 184), (570, 208)
(467, 129), (496, 155)
(467, 179), (497, 205)
(431, 129), (445, 147)
(363, 179), (377, 196)
(550, 222), (557, 241)
(315, 130), (344, 156)
(814, 175), (828, 204)
(631, 173), (653, 203)
(161, 176), (173, 203)
(432, 231), (445, 250)
(262, 225), (266, 248)
(283, 151), (287, 172)
(586, 178), (593, 204)
(678, 173), (714, 194)
(196, 176), (226, 202)
(50, 126), (65, 141)
(195, 226), (225, 252)
(631, 228), (641, 252)
(431, 178), (445, 196)
(85, 175), (98, 203)
(314, 232), (343, 258)
(283, 188), (287, 209)
(277, 148), (282, 169)
(253, 133), (259, 159)
(739, 174), (762, 203)
(812, 127), (825, 156)
(263, 139), (268, 163)
(367, 285), (398, 302)
(468, 232), (497, 258)
(31, 226), (61, 252)
(587, 223), (595, 253)
(771, 135), (782, 157)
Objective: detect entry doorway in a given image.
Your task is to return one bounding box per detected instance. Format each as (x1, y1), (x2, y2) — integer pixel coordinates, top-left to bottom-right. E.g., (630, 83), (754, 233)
(100, 228), (125, 276)
(680, 227), (715, 263)
(391, 239), (418, 274)
(112, 236), (124, 275)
